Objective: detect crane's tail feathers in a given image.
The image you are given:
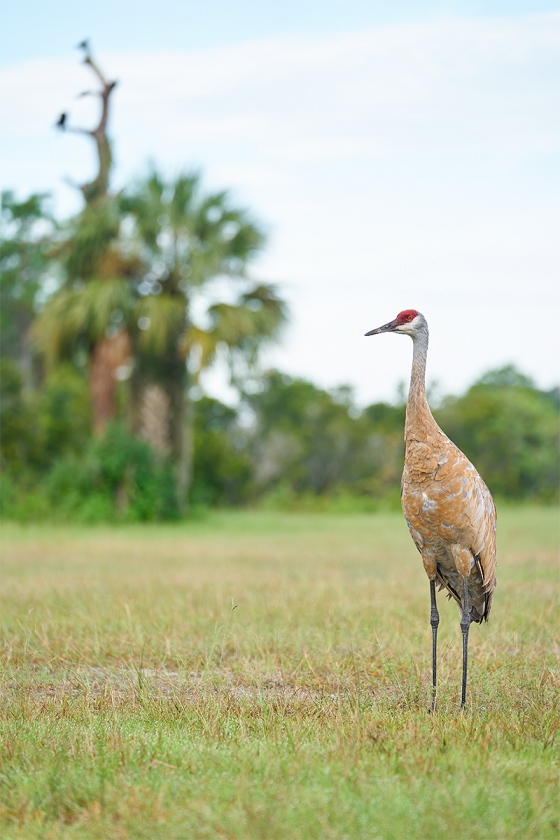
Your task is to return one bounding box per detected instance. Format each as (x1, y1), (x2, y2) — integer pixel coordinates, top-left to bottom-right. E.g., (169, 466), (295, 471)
(435, 572), (490, 624)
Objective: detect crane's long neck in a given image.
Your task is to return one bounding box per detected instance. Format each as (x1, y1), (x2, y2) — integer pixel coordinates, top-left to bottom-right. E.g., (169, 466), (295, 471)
(404, 326), (438, 442)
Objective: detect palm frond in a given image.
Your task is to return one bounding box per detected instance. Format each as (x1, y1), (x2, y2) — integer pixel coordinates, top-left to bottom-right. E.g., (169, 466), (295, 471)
(169, 173), (200, 224)
(209, 283), (288, 346)
(242, 283), (289, 327)
(33, 277), (133, 363)
(134, 294), (186, 356)
(180, 325), (220, 375)
(119, 167), (265, 288)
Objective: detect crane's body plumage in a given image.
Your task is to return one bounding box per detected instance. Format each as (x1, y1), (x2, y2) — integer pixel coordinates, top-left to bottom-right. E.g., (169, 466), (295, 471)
(366, 309), (497, 708)
(402, 416), (497, 623)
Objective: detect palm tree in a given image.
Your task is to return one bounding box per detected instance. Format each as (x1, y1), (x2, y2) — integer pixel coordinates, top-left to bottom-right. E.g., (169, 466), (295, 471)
(119, 168), (287, 509)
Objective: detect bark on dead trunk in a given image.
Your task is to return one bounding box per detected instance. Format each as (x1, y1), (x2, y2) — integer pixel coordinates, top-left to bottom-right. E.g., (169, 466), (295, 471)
(63, 44), (117, 203)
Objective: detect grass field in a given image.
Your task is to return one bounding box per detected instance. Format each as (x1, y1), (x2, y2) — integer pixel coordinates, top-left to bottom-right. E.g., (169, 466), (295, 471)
(1, 506), (559, 839)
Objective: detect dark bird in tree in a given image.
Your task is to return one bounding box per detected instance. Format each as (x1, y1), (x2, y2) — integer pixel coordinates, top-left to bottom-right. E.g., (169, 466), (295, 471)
(77, 39), (90, 51)
(55, 112), (67, 130)
(365, 310), (497, 709)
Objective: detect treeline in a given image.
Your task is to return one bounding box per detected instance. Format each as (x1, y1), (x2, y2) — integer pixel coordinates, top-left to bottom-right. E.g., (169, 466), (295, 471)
(1, 357), (558, 521)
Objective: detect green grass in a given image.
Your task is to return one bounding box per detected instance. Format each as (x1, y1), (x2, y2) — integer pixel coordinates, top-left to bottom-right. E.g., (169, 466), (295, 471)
(1, 507), (559, 839)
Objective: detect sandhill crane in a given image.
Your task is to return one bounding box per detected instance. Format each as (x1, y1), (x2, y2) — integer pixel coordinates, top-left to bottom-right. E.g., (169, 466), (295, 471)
(365, 309), (496, 709)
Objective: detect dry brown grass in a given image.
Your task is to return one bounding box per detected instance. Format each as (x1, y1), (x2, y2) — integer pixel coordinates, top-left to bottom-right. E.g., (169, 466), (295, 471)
(1, 507), (558, 838)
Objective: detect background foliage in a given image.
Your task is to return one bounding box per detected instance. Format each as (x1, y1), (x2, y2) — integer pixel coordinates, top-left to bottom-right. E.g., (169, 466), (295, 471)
(1, 337), (558, 521)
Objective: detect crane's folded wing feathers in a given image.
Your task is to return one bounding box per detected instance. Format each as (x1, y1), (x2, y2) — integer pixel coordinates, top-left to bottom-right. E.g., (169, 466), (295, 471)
(402, 436), (497, 619)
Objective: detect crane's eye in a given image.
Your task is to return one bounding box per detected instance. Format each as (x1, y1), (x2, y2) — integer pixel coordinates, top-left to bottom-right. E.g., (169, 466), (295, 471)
(406, 314), (414, 322)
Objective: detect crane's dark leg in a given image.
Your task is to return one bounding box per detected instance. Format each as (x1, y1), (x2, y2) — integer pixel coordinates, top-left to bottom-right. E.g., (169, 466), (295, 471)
(429, 580), (439, 711)
(460, 577), (471, 709)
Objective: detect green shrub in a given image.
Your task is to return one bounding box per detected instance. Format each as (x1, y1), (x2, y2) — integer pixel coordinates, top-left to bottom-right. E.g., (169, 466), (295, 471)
(2, 422), (179, 523)
(0, 360), (91, 474)
(43, 422), (179, 522)
(191, 396), (252, 506)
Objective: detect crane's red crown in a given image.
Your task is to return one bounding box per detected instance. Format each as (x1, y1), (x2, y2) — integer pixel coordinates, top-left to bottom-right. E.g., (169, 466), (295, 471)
(396, 309), (419, 324)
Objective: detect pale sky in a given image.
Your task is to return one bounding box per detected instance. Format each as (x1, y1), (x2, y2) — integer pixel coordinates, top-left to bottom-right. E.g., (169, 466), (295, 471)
(1, 1), (559, 405)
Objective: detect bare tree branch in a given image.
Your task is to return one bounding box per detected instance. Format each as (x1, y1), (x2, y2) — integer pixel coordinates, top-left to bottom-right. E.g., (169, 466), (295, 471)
(57, 41), (118, 204)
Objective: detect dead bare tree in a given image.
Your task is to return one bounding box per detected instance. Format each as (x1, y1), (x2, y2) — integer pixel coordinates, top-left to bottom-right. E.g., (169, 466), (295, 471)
(50, 41), (131, 437)
(56, 39), (118, 202)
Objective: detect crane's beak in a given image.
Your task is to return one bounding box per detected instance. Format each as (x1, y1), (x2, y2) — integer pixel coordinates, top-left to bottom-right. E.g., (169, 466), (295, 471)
(365, 318), (398, 336)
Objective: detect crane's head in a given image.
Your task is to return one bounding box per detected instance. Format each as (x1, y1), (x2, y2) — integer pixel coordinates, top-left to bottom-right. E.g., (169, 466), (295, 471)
(365, 309), (426, 338)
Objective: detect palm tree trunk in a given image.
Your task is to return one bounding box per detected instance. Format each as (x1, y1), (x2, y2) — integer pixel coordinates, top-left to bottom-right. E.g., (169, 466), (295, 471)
(130, 363), (192, 514)
(89, 330), (131, 435)
(137, 383), (170, 454)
